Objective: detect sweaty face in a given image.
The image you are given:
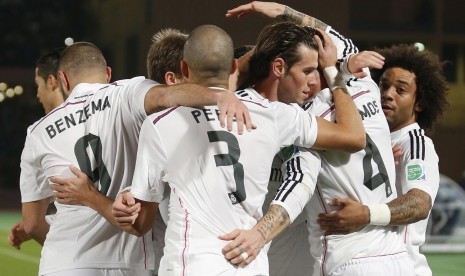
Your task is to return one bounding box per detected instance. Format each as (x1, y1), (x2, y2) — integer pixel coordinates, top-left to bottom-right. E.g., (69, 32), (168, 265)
(379, 67), (419, 132)
(277, 45), (319, 105)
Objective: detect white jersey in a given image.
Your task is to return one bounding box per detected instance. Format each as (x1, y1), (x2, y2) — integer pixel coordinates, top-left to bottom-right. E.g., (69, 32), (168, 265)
(130, 90), (318, 276)
(308, 78), (405, 275)
(22, 77), (156, 274)
(391, 123), (439, 276)
(277, 76), (406, 275)
(239, 88), (316, 276)
(19, 133), (54, 202)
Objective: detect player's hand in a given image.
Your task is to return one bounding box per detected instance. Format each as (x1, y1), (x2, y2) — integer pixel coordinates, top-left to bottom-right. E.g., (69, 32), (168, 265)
(347, 51), (385, 78)
(226, 1), (285, 19)
(50, 165), (96, 206)
(315, 29), (337, 69)
(8, 221), (32, 250)
(318, 198), (370, 235)
(392, 144), (402, 166)
(218, 229), (266, 267)
(112, 192), (141, 226)
(217, 91), (256, 134)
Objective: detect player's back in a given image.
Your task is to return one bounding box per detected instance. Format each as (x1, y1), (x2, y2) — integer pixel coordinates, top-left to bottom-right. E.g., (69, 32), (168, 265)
(305, 77), (404, 275)
(25, 77), (156, 274)
(145, 95), (317, 276)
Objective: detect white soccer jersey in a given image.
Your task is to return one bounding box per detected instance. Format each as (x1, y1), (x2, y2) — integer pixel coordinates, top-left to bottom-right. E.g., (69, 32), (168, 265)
(130, 90), (318, 276)
(391, 123), (439, 276)
(238, 88), (316, 276)
(22, 77), (156, 274)
(19, 133), (54, 202)
(277, 77), (407, 275)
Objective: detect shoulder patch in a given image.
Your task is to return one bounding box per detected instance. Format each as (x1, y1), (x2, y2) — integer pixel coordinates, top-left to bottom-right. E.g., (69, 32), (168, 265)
(407, 164), (426, 181)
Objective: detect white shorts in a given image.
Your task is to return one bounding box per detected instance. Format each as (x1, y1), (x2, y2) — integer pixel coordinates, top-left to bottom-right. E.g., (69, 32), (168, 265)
(44, 268), (153, 276)
(331, 251), (414, 276)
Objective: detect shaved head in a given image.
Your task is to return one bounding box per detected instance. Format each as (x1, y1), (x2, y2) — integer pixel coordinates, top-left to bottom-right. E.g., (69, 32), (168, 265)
(59, 42), (107, 78)
(183, 25), (234, 81)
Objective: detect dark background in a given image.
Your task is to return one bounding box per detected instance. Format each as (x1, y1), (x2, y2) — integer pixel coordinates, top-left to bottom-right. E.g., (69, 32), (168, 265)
(1, 0), (465, 208)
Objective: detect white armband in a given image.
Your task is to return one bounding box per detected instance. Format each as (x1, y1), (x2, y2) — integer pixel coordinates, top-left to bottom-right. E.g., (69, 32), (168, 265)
(367, 204), (391, 226)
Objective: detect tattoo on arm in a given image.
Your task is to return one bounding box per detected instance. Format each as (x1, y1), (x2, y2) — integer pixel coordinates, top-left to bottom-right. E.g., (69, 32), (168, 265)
(283, 6), (329, 29)
(283, 6), (305, 24)
(255, 204), (290, 242)
(388, 188), (432, 225)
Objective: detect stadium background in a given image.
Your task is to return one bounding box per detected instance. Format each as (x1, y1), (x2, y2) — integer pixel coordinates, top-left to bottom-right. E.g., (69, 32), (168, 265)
(1, 0), (464, 274)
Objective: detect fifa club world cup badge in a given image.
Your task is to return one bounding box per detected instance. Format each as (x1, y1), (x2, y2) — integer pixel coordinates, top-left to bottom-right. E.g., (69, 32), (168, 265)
(407, 164), (426, 181)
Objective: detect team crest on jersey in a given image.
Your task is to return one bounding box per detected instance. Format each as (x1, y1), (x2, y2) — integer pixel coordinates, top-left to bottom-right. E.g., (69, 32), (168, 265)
(407, 164), (426, 181)
(281, 145), (300, 163)
(229, 193), (238, 204)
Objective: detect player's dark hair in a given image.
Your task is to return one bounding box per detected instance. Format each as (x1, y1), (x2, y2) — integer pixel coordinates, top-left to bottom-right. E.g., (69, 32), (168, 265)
(36, 48), (64, 80)
(371, 44), (449, 132)
(250, 21), (318, 82)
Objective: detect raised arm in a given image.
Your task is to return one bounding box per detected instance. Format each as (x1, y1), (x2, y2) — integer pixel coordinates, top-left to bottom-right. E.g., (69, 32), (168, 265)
(226, 1), (328, 29)
(311, 30), (366, 152)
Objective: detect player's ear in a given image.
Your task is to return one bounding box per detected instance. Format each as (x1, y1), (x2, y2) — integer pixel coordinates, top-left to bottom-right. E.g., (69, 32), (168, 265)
(271, 58), (285, 77)
(164, 72), (177, 85)
(181, 60), (189, 79)
(58, 71), (70, 93)
(106, 67), (112, 83)
(230, 59), (238, 75)
(47, 75), (58, 90)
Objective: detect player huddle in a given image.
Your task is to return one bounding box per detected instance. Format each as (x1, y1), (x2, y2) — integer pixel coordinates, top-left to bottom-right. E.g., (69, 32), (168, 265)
(9, 2), (448, 276)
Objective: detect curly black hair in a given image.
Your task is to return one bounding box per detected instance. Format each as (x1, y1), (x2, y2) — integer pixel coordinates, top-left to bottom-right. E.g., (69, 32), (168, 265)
(371, 44), (449, 132)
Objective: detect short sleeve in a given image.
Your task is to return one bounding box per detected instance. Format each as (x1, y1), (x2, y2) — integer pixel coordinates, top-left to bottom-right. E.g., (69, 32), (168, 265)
(131, 118), (167, 203)
(20, 133), (53, 202)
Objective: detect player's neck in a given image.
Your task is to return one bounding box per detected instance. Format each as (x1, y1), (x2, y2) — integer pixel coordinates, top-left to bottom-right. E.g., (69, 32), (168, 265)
(253, 78), (279, 102)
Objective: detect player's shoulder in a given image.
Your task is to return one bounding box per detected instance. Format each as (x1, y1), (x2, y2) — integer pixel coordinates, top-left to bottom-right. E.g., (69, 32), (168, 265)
(397, 124), (436, 161)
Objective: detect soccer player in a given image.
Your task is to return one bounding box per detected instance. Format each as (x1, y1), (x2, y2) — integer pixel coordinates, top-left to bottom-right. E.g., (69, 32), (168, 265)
(146, 28), (189, 276)
(147, 28), (188, 86)
(223, 3), (414, 275)
(23, 41), (251, 276)
(8, 48), (64, 250)
(112, 23), (365, 275)
(318, 44), (449, 276)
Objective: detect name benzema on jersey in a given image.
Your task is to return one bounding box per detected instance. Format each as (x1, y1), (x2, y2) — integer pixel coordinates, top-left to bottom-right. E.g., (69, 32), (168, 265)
(45, 96), (111, 139)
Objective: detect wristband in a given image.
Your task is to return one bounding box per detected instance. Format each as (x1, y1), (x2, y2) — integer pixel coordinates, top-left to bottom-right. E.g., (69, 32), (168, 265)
(367, 204), (391, 226)
(323, 66), (338, 89)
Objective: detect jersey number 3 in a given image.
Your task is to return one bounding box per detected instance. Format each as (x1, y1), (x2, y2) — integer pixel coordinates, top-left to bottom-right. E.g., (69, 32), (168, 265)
(363, 134), (392, 197)
(74, 134), (112, 195)
(208, 131), (246, 205)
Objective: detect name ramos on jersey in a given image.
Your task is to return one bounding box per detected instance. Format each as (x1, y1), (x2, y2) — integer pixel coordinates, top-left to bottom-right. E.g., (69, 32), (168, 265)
(45, 96), (111, 139)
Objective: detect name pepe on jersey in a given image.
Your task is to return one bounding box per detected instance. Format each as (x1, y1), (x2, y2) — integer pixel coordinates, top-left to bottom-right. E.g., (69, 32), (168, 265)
(46, 96), (111, 139)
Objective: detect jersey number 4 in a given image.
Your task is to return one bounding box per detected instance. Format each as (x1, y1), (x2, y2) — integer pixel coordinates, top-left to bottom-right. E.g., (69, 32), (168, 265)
(74, 134), (112, 195)
(208, 131), (246, 205)
(363, 134), (392, 197)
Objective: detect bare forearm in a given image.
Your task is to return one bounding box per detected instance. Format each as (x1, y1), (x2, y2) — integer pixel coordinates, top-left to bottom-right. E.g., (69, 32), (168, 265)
(22, 199), (50, 245)
(29, 220), (49, 245)
(253, 204), (290, 243)
(282, 6), (328, 29)
(387, 188), (432, 225)
(85, 191), (120, 227)
(326, 88), (366, 152)
(146, 84), (219, 114)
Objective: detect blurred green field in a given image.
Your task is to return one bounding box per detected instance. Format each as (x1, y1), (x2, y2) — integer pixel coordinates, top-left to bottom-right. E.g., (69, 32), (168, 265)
(1, 211), (465, 275)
